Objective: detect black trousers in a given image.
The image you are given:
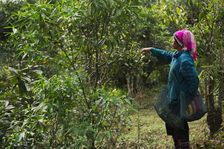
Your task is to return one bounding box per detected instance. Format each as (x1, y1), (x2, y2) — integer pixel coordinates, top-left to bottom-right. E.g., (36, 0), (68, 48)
(166, 122), (190, 148)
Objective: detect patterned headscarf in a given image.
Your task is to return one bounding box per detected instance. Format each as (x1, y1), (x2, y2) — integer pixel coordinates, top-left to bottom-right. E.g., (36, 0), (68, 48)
(174, 29), (197, 60)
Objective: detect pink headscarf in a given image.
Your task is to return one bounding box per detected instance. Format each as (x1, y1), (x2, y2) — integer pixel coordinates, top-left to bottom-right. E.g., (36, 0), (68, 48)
(174, 29), (197, 60)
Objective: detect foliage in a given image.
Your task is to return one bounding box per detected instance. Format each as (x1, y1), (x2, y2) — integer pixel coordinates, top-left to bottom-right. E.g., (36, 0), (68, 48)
(1, 71), (133, 148)
(0, 0), (26, 65)
(1, 0), (138, 148)
(0, 0), (224, 148)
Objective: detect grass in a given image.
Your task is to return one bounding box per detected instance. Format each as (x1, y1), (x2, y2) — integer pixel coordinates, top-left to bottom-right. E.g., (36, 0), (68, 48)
(115, 88), (224, 149)
(117, 109), (211, 149)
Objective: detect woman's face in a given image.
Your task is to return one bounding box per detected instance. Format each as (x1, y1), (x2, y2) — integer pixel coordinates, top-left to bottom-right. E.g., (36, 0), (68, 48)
(172, 39), (182, 51)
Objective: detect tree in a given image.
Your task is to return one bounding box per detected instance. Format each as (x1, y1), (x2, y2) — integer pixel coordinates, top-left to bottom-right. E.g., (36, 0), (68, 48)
(192, 0), (224, 136)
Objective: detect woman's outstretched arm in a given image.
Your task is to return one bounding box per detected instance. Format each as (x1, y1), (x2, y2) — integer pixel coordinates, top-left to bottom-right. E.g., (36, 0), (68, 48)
(141, 47), (174, 64)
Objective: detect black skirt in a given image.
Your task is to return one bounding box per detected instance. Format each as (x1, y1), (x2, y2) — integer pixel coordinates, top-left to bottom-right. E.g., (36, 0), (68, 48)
(165, 121), (189, 140)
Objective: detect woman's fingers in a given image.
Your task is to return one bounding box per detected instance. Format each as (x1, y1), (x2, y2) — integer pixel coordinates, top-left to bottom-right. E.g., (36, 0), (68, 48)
(140, 47), (152, 54)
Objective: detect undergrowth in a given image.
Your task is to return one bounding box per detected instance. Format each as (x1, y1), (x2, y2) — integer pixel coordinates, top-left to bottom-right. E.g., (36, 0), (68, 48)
(115, 87), (224, 149)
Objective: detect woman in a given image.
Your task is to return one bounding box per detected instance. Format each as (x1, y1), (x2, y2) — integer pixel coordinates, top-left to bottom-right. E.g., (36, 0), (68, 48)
(141, 29), (199, 149)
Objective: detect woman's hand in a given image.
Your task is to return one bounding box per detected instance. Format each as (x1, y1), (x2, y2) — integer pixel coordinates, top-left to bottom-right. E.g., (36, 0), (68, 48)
(140, 47), (152, 55)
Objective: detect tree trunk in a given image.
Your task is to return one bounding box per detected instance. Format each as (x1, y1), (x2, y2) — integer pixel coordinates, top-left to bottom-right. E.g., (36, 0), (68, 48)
(206, 77), (222, 137)
(126, 72), (141, 98)
(217, 70), (224, 130)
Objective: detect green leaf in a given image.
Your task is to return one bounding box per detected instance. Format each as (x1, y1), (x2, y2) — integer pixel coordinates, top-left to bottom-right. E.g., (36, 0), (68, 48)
(32, 69), (43, 75)
(176, 7), (181, 15)
(19, 132), (26, 141)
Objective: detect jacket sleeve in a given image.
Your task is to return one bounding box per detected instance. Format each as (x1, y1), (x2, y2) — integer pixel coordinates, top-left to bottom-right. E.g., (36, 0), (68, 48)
(180, 59), (199, 97)
(150, 48), (174, 64)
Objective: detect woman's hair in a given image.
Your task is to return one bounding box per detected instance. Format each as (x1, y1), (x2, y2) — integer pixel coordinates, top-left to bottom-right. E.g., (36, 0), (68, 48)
(174, 30), (197, 60)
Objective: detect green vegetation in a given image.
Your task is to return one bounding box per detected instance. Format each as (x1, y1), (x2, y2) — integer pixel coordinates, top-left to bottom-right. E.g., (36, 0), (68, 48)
(118, 90), (223, 149)
(0, 0), (224, 148)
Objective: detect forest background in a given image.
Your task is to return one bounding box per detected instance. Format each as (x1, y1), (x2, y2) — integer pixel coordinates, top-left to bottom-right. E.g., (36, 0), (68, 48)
(0, 0), (224, 148)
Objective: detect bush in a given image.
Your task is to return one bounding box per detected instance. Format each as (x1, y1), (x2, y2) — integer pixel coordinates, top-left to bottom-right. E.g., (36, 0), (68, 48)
(1, 72), (134, 148)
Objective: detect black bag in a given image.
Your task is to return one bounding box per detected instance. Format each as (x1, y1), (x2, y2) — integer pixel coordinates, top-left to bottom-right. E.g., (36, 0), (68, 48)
(154, 87), (207, 130)
(179, 91), (207, 121)
(154, 87), (185, 130)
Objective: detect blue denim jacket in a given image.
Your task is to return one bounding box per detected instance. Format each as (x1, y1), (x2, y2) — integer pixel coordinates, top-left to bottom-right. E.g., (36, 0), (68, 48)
(151, 48), (199, 114)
